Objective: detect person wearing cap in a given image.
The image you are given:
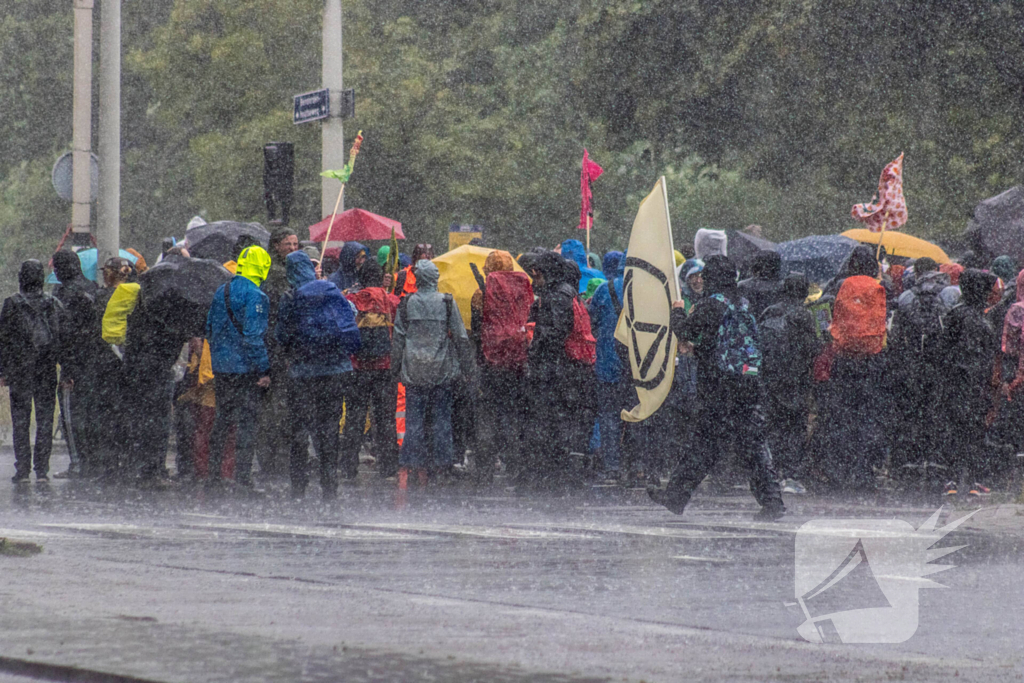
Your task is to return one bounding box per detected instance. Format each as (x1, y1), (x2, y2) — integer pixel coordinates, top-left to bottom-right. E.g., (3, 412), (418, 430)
(0, 261), (64, 483)
(205, 245), (273, 489)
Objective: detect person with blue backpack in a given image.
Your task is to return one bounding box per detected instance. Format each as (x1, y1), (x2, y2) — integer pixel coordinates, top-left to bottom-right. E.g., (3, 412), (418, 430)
(648, 255), (785, 520)
(276, 250), (361, 500)
(205, 245), (273, 491)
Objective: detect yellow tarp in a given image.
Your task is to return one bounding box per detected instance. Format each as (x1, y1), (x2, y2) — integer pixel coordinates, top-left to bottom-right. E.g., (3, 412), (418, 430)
(433, 245), (528, 329)
(841, 229), (950, 263)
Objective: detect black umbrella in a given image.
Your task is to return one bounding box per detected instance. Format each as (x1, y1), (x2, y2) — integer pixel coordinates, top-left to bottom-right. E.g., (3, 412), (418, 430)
(183, 221), (270, 264)
(777, 235), (859, 285)
(726, 230), (777, 276)
(137, 255), (233, 338)
(965, 186), (1024, 264)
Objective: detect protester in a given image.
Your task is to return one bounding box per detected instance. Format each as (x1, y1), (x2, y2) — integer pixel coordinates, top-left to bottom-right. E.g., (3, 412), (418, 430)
(329, 241), (367, 292)
(759, 274), (820, 493)
(676, 259), (704, 315)
(737, 251), (785, 320)
(205, 246), (273, 490)
(276, 250), (361, 499)
(888, 255), (951, 483)
(0, 261), (63, 483)
(392, 259), (471, 485)
(394, 244), (434, 298)
(939, 269), (999, 496)
(652, 255), (784, 519)
(51, 250), (100, 478)
(255, 229), (297, 478)
(340, 260), (400, 480)
(523, 251), (594, 486)
(588, 251), (629, 480)
(92, 257), (135, 478)
(816, 246), (887, 492)
(470, 250), (533, 483)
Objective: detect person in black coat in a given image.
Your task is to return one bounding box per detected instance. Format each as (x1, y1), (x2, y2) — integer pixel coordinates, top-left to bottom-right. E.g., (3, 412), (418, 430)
(939, 269), (1000, 495)
(737, 251), (785, 321)
(51, 250), (100, 477)
(0, 261), (64, 482)
(650, 255), (785, 519)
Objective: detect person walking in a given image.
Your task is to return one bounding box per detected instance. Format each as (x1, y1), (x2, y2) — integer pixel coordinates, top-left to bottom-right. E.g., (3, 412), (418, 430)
(0, 261), (63, 483)
(650, 255), (785, 520)
(276, 251), (361, 499)
(392, 260), (471, 485)
(205, 246), (273, 490)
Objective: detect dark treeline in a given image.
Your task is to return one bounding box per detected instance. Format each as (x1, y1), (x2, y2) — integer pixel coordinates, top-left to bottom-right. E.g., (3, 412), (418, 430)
(3, 0), (1023, 286)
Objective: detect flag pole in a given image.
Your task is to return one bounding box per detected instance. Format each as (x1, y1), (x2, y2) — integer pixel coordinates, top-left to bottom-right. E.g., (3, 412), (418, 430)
(319, 130), (364, 262)
(586, 213), (591, 256)
(875, 207), (891, 263)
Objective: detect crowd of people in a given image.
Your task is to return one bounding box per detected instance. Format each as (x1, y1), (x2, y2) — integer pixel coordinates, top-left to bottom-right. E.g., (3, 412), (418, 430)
(1, 225), (1022, 519)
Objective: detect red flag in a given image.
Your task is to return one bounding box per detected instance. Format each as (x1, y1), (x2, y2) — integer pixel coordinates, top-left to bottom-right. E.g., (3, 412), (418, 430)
(851, 153), (906, 233)
(578, 149), (604, 230)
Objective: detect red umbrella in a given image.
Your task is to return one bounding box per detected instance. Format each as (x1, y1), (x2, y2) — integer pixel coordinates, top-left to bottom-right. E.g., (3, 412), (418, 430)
(308, 208), (404, 242)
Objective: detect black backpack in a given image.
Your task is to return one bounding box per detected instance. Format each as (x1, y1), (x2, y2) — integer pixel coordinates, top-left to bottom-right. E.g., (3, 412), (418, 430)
(13, 294), (58, 354)
(759, 303), (807, 381)
(895, 289), (947, 359)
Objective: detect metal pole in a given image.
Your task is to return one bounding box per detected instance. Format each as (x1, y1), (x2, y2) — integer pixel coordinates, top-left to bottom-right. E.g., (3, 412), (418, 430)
(322, 0), (344, 218)
(96, 0), (121, 282)
(71, 0), (94, 248)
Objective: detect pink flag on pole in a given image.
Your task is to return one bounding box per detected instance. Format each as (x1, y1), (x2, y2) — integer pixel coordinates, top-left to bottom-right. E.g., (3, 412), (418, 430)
(851, 153), (907, 233)
(578, 149), (604, 230)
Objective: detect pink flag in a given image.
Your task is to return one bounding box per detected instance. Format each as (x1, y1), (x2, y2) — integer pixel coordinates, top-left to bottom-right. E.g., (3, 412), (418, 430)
(851, 153), (907, 233)
(578, 149), (604, 230)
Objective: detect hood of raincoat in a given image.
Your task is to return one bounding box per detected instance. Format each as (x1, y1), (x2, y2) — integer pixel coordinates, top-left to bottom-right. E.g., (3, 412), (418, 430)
(19, 260), (45, 294)
(336, 242), (367, 286)
(602, 251), (624, 281)
(286, 250), (317, 289)
(237, 246), (272, 287)
(676, 258), (704, 302)
(414, 259), (439, 292)
(398, 253), (412, 269)
(939, 262), (964, 286)
(560, 239), (589, 269)
(588, 252), (602, 271)
(377, 245), (390, 267)
(959, 269), (997, 308)
(52, 250), (85, 284)
(483, 250), (514, 275)
(702, 255), (737, 295)
(694, 229), (728, 260)
(674, 250), (685, 267)
(583, 277), (607, 300)
(846, 245), (878, 278)
(990, 255), (1018, 283)
(531, 251), (565, 285)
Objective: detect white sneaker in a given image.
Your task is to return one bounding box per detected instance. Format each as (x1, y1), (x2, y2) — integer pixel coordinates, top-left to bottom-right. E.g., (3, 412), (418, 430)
(781, 479), (807, 495)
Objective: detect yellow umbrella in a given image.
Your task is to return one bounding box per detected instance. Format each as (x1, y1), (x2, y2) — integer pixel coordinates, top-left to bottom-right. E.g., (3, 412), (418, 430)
(841, 229), (950, 263)
(432, 245), (528, 329)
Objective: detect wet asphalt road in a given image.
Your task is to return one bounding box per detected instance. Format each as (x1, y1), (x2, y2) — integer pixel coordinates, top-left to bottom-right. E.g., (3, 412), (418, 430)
(0, 449), (1023, 682)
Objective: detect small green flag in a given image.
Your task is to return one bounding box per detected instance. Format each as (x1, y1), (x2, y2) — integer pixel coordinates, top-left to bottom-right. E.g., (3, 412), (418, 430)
(320, 163), (353, 184)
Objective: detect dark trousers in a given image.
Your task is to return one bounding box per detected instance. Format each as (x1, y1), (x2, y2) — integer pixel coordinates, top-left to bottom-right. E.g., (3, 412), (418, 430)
(289, 373), (349, 494)
(664, 377), (783, 512)
(91, 368), (127, 477)
(817, 355), (886, 492)
(64, 376), (102, 476)
(339, 370), (398, 479)
(209, 373), (263, 485)
(765, 387), (811, 480)
(125, 371), (174, 480)
(9, 367), (57, 477)
(524, 370), (573, 484)
(477, 366), (527, 477)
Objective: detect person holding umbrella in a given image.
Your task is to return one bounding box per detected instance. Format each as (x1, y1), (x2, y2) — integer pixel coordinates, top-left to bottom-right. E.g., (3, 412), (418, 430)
(205, 246), (273, 490)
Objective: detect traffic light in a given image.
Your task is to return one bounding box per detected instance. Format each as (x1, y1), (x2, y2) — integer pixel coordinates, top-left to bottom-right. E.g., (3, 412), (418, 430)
(263, 142), (294, 225)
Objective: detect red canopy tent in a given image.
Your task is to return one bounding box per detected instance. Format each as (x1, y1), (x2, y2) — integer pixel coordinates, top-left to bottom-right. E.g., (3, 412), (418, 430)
(308, 208), (405, 243)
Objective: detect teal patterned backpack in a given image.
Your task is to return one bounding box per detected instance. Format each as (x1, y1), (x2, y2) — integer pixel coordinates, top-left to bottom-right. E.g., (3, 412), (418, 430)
(708, 293), (761, 377)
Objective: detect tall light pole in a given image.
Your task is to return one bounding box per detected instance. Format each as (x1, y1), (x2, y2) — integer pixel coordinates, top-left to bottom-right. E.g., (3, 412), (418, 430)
(71, 0), (94, 248)
(96, 0), (121, 279)
(322, 0), (344, 218)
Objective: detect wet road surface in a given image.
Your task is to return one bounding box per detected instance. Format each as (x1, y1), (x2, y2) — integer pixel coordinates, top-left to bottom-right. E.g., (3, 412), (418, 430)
(0, 450), (1022, 682)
